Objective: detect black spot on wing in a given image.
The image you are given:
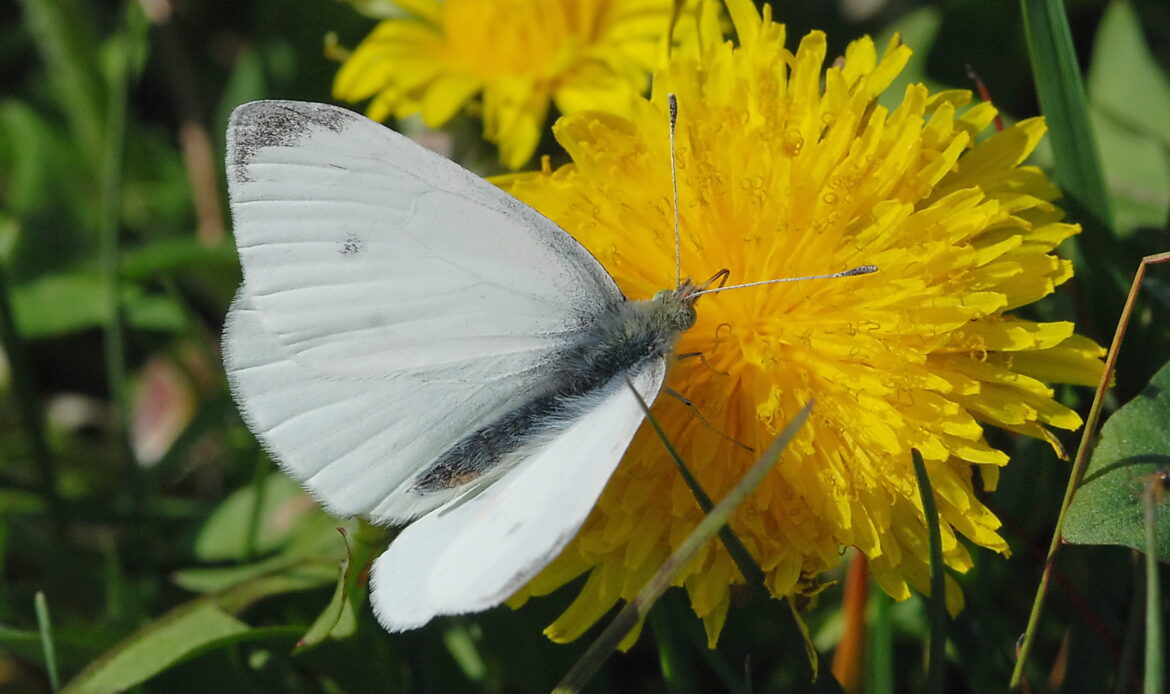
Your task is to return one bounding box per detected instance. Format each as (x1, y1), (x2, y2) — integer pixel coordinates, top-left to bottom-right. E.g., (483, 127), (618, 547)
(228, 100), (358, 183)
(339, 233), (366, 256)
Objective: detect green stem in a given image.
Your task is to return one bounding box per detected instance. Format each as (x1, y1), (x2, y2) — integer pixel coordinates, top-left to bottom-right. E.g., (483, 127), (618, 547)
(1011, 252), (1170, 688)
(1142, 481), (1164, 694)
(553, 403), (813, 694)
(98, 2), (145, 509)
(243, 452), (268, 561)
(0, 263), (63, 531)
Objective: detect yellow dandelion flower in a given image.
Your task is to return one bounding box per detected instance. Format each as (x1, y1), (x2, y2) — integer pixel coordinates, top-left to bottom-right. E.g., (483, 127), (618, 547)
(334, 0), (688, 169)
(499, 0), (1105, 645)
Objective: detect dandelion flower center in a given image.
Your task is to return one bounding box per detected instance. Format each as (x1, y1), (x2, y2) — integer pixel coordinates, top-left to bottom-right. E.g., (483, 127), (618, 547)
(441, 0), (599, 78)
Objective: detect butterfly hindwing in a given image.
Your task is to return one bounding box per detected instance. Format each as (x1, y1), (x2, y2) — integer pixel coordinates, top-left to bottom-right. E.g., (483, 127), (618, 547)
(369, 359), (666, 630)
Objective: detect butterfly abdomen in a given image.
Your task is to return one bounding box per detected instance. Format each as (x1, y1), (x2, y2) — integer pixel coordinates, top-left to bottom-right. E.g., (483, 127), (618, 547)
(410, 291), (696, 494)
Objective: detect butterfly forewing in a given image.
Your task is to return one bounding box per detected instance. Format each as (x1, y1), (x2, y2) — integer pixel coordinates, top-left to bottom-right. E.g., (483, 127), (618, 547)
(223, 101), (626, 523)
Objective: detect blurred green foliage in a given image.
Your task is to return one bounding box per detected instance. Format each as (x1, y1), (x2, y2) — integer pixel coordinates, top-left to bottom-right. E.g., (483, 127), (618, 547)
(1, 0), (1167, 692)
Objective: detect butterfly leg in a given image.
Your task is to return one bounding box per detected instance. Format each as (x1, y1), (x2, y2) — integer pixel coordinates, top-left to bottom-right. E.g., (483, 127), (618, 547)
(676, 351), (729, 377)
(662, 387), (753, 452)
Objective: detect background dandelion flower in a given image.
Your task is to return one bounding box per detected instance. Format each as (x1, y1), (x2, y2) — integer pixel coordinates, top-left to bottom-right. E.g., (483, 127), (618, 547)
(500, 0), (1106, 645)
(335, 0), (688, 169)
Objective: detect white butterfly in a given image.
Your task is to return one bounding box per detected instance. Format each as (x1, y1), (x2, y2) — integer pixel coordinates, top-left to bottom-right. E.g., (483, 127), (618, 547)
(222, 100), (872, 632)
(222, 100), (698, 631)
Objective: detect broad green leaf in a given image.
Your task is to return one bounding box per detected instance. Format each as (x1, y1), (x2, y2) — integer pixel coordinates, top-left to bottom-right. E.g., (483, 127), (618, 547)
(1088, 1), (1170, 150)
(1064, 360), (1170, 562)
(295, 520), (390, 651)
(119, 238), (238, 280)
(193, 473), (318, 562)
(1085, 2), (1170, 237)
(1090, 107), (1170, 237)
(179, 508), (351, 594)
(11, 271), (185, 337)
(123, 291), (186, 332)
(60, 602), (249, 694)
(63, 562), (343, 693)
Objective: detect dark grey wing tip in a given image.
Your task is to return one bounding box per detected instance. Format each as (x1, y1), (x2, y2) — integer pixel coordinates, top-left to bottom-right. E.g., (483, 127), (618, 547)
(227, 100), (361, 183)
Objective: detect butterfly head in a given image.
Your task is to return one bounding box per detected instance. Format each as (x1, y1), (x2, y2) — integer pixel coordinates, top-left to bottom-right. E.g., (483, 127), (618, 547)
(646, 269), (731, 335)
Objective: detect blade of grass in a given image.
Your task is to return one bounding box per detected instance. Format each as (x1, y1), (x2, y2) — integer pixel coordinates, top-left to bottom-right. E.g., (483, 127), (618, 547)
(16, 0), (104, 164)
(1011, 252), (1170, 688)
(912, 450), (945, 693)
(649, 601), (699, 694)
(634, 394), (765, 588)
(552, 402), (813, 694)
(35, 591), (60, 692)
(1020, 0), (1124, 332)
(1141, 477), (1164, 694)
(636, 387), (835, 689)
(1019, 0), (1113, 228)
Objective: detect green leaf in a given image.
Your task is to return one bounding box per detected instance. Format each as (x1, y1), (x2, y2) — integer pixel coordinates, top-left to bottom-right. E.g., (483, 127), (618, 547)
(11, 271), (185, 337)
(1087, 1), (1170, 150)
(1090, 108), (1170, 237)
(295, 521), (390, 652)
(1085, 2), (1170, 237)
(12, 272), (109, 336)
(172, 554), (334, 595)
(60, 602), (250, 694)
(173, 555), (339, 596)
(193, 473), (318, 562)
(1063, 360), (1170, 562)
(119, 239), (239, 280)
(62, 560), (343, 693)
(0, 102), (87, 225)
(178, 501), (351, 594)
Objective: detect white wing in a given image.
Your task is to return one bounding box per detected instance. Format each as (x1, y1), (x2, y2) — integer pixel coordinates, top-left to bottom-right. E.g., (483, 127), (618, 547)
(226, 293), (553, 521)
(369, 360), (666, 631)
(223, 100), (624, 522)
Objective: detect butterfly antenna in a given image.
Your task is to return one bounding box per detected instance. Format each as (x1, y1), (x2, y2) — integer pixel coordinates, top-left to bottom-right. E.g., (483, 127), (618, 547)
(692, 265), (878, 298)
(668, 93), (682, 289)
